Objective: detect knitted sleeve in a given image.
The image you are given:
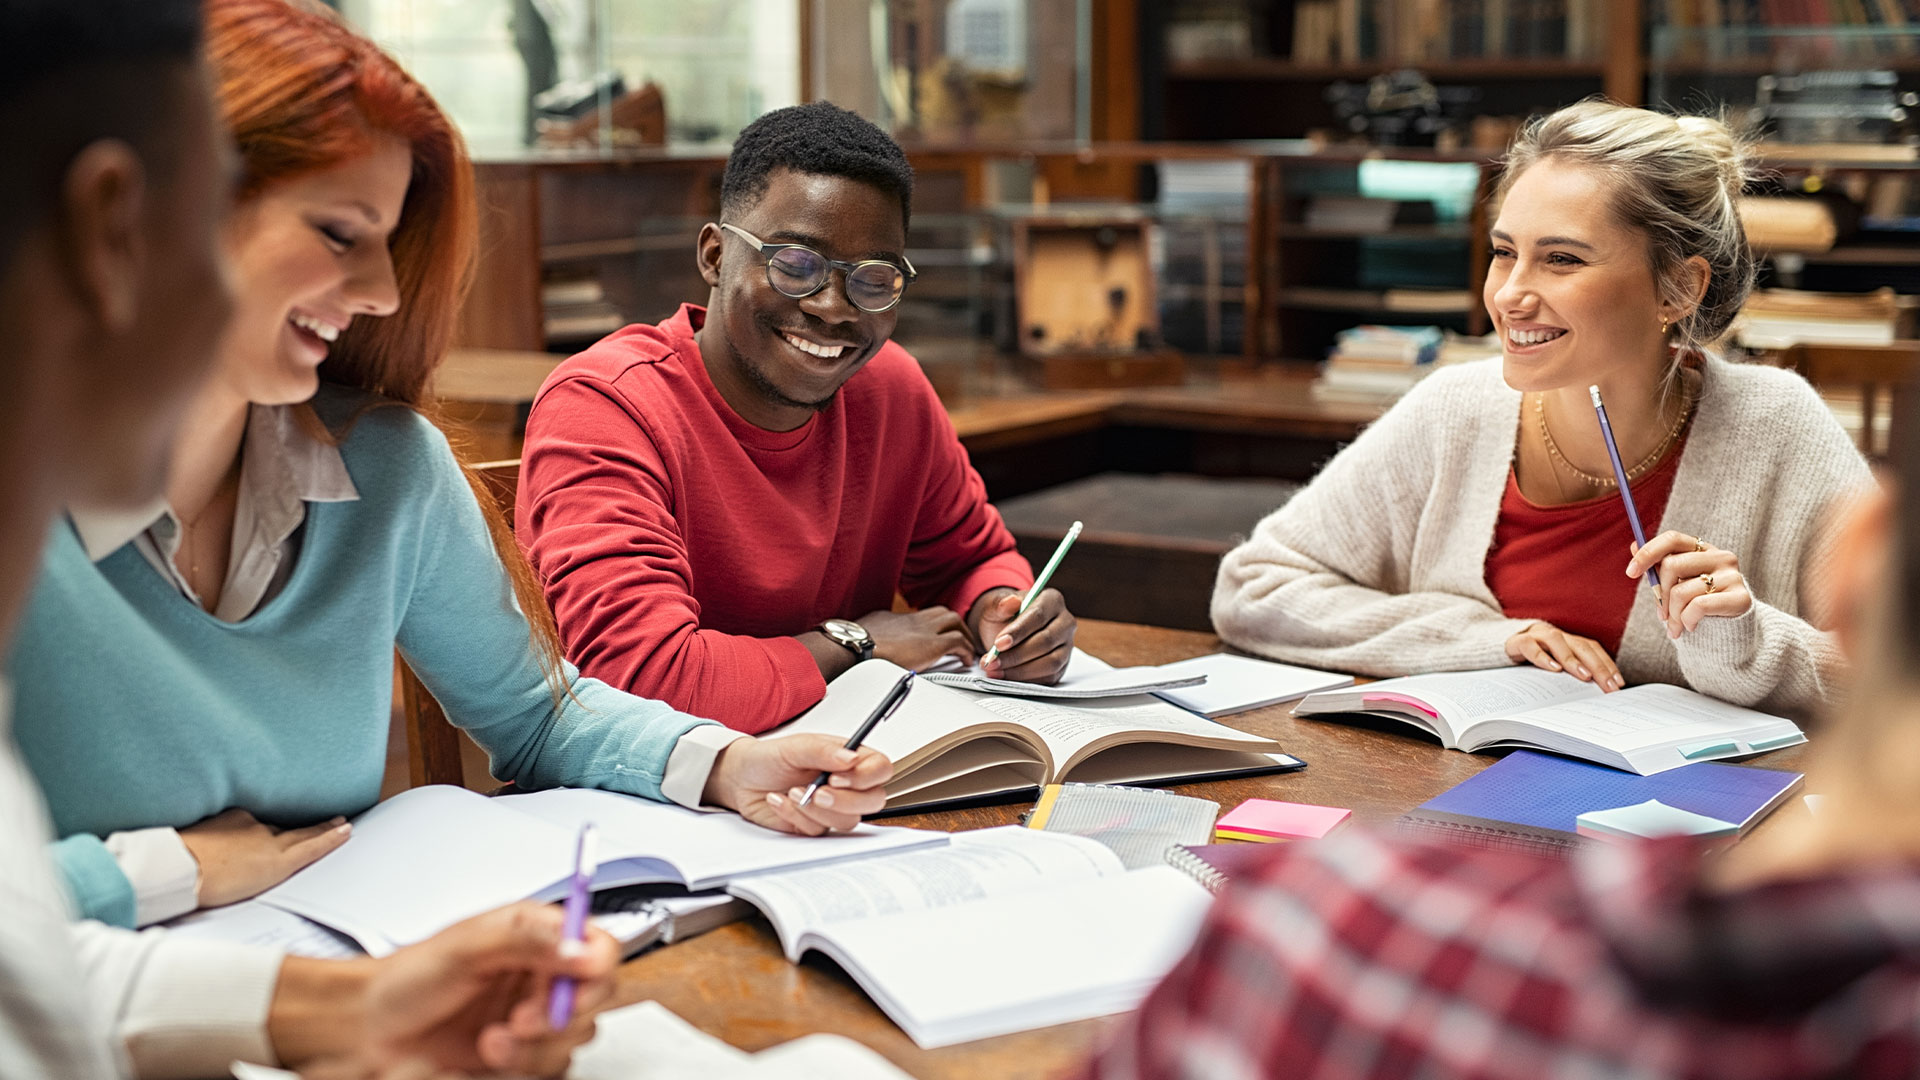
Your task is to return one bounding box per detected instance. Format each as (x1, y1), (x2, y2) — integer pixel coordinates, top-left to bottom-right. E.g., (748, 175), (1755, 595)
(1670, 372), (1874, 714)
(1211, 371), (1532, 676)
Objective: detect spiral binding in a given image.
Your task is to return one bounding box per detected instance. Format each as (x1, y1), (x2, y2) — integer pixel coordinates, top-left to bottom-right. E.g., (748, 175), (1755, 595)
(1162, 843), (1231, 895)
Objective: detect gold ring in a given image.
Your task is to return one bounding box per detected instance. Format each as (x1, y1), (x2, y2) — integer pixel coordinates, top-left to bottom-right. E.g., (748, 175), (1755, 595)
(1693, 538), (1708, 553)
(1700, 573), (1717, 594)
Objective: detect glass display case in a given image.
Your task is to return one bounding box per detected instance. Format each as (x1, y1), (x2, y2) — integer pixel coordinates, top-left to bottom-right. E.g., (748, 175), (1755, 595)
(336, 0), (800, 154)
(809, 0), (1093, 144)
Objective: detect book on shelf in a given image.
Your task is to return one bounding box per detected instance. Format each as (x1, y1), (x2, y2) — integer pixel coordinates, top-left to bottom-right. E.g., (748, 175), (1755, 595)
(724, 826), (1213, 1048)
(771, 658), (1303, 812)
(1292, 667), (1806, 775)
(1398, 750), (1804, 855)
(251, 784), (945, 954)
(1292, 0), (1601, 62)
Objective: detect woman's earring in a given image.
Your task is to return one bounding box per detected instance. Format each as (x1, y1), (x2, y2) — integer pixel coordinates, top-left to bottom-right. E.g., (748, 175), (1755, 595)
(1659, 317), (1670, 335)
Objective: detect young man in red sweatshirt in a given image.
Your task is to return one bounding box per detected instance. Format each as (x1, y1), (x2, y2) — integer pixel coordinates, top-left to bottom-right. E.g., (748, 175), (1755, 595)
(517, 103), (1078, 733)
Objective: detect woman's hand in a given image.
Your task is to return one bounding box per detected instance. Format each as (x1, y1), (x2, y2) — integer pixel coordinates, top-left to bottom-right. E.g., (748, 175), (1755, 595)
(1627, 531), (1754, 638)
(701, 735), (894, 836)
(1504, 621), (1625, 691)
(178, 807), (352, 908)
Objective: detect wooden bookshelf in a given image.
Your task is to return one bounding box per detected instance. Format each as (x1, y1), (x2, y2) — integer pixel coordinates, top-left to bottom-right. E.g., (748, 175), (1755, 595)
(1165, 58), (1608, 81)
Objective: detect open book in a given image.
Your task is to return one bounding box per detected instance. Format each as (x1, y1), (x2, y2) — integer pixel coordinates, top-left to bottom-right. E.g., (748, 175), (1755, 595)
(255, 785), (945, 954)
(725, 826), (1213, 1048)
(1293, 668), (1806, 775)
(776, 659), (1302, 811)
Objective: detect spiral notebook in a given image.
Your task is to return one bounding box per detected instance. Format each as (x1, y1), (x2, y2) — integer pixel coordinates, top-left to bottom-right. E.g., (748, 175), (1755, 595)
(1161, 842), (1290, 895)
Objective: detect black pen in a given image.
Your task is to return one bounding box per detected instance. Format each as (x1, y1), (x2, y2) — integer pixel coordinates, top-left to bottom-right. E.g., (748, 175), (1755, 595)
(798, 669), (914, 807)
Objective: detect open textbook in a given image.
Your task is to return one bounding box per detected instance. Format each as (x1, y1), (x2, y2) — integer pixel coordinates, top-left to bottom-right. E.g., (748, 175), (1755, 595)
(725, 826), (1214, 1048)
(776, 658), (1302, 811)
(1293, 667), (1806, 775)
(253, 784), (944, 954)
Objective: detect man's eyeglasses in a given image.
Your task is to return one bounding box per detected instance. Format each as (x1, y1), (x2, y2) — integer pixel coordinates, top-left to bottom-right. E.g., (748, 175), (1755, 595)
(719, 223), (917, 314)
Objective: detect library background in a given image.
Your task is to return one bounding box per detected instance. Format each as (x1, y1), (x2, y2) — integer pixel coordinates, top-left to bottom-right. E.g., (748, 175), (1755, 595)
(355, 0), (1920, 632)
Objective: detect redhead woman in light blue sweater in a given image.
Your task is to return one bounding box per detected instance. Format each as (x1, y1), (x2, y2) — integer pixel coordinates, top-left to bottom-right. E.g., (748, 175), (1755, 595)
(7, 0), (890, 930)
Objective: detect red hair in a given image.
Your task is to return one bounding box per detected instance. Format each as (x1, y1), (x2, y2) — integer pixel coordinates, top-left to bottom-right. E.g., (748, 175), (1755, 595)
(205, 0), (566, 696)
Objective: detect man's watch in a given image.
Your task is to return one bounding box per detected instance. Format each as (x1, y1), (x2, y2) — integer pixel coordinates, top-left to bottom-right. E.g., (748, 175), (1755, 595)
(818, 619), (875, 663)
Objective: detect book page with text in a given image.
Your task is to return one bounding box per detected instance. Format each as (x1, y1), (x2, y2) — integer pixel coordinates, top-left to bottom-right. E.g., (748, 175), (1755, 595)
(727, 826), (1123, 961)
(1470, 681), (1802, 765)
(966, 694), (1278, 778)
(1366, 668), (1602, 741)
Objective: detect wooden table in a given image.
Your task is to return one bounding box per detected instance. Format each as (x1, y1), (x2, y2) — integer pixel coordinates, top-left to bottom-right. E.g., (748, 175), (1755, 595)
(612, 619), (1810, 1079)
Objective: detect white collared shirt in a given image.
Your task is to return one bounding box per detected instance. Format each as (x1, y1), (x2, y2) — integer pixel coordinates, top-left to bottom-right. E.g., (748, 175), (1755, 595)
(73, 403), (358, 623)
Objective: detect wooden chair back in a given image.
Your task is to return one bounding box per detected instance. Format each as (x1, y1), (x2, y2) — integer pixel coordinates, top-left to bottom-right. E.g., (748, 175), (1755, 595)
(1783, 341), (1920, 460)
(398, 459), (522, 789)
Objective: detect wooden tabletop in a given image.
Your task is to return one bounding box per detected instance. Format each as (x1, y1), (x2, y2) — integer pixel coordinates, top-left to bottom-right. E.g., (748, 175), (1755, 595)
(612, 619), (1811, 1078)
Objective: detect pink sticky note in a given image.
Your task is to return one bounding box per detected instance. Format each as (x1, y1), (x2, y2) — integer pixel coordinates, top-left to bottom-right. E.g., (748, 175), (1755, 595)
(1215, 798), (1352, 842)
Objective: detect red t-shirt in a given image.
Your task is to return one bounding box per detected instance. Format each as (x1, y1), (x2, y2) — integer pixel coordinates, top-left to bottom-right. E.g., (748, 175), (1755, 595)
(516, 305), (1033, 733)
(1485, 438), (1685, 656)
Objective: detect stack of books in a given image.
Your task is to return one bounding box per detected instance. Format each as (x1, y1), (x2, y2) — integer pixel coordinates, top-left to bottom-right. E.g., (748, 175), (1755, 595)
(1735, 287), (1901, 349)
(1313, 326), (1497, 404)
(543, 277), (626, 346)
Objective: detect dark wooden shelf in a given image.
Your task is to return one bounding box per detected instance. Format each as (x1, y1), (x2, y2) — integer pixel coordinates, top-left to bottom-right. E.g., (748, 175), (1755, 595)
(1795, 245), (1920, 265)
(1274, 287), (1473, 315)
(1657, 55), (1920, 77)
(1275, 223), (1472, 240)
(1166, 57), (1607, 81)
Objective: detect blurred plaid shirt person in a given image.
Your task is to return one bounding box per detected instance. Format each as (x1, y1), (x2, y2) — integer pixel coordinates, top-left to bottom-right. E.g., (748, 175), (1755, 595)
(1081, 830), (1920, 1080)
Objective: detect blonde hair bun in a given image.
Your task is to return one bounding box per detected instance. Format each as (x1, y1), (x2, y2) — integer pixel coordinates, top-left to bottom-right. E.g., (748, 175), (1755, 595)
(1498, 98), (1755, 351)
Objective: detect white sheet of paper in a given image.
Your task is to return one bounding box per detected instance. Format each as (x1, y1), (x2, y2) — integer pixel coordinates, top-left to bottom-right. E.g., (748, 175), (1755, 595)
(165, 900), (363, 958)
(1149, 653), (1353, 717)
(569, 1000), (913, 1080)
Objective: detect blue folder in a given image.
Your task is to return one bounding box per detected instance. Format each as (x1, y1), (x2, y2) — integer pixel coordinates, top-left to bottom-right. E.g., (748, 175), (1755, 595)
(1400, 751), (1803, 856)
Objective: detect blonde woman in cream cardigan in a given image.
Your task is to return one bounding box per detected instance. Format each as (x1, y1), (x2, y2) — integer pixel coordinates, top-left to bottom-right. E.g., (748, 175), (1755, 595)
(1213, 101), (1871, 716)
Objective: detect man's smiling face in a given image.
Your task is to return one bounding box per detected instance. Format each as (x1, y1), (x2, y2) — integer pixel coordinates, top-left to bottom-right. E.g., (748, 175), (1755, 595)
(695, 167), (907, 432)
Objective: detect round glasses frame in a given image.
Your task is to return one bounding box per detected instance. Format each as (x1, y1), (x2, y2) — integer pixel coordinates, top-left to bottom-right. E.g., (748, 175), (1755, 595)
(718, 222), (918, 314)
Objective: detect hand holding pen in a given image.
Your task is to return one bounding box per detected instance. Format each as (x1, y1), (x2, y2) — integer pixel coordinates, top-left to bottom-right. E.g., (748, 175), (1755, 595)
(801, 669), (914, 807)
(1593, 385), (1755, 638)
(976, 521), (1083, 683)
(1627, 531), (1754, 638)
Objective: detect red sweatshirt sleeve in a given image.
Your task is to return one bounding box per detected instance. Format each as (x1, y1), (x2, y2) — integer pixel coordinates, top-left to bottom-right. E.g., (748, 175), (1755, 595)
(517, 376), (825, 733)
(896, 379), (1034, 616)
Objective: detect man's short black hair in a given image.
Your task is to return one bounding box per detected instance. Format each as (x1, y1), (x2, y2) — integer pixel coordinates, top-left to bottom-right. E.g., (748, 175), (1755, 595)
(721, 101), (914, 228)
(0, 0), (204, 266)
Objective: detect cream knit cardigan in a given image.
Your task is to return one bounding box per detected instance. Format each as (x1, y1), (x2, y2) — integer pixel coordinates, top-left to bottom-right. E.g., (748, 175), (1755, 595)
(1212, 355), (1873, 716)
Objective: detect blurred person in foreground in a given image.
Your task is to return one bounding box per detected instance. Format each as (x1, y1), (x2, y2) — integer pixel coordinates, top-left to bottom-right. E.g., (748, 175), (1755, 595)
(0, 1), (617, 1076)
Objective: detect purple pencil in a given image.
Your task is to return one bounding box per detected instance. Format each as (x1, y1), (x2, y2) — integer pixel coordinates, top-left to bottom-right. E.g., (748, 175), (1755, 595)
(548, 824), (597, 1031)
(1588, 385), (1660, 590)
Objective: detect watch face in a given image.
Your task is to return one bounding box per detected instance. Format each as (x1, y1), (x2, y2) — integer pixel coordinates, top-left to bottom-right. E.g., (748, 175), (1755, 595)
(822, 619), (871, 647)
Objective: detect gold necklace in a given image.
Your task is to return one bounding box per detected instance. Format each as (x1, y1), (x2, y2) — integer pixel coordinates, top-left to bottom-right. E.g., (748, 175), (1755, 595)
(181, 467), (240, 593)
(1535, 386), (1693, 489)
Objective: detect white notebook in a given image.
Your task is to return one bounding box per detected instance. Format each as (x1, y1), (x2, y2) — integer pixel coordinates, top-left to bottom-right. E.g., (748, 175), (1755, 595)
(1293, 667), (1806, 775)
(1149, 653), (1354, 717)
(255, 785), (945, 954)
(725, 826), (1212, 1048)
(922, 648), (1208, 699)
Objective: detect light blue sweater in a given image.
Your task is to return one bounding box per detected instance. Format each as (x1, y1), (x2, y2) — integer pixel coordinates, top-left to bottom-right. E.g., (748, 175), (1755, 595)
(9, 387), (717, 927)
